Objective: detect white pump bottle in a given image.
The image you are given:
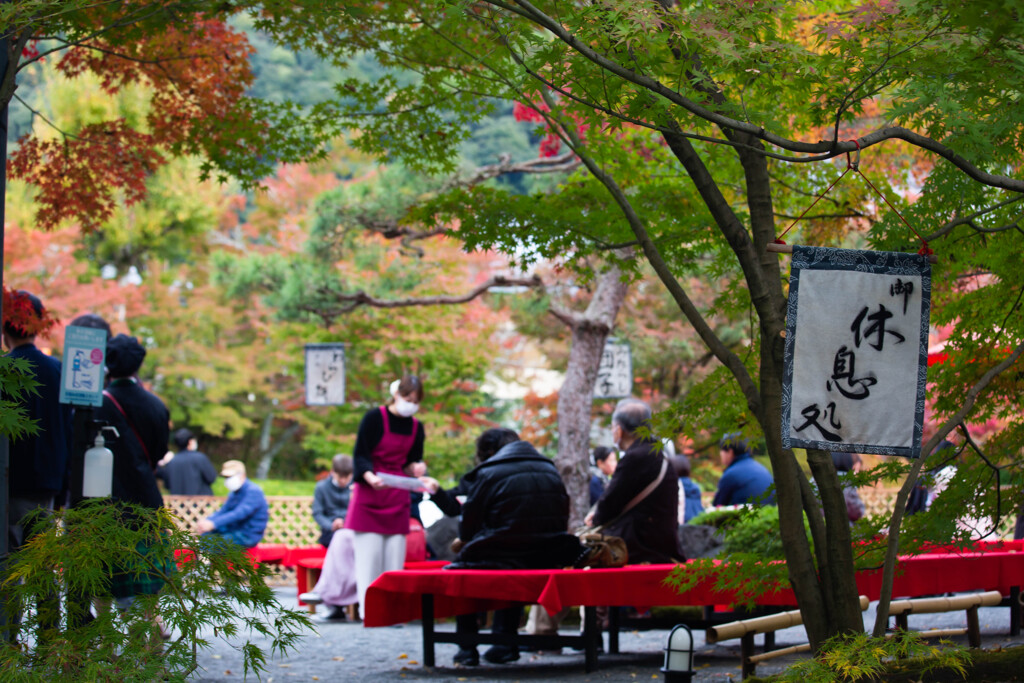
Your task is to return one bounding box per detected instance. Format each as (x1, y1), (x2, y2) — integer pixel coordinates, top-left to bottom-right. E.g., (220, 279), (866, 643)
(82, 426), (119, 498)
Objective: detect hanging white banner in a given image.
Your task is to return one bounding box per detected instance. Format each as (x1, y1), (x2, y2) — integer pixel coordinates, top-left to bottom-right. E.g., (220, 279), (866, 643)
(305, 343), (346, 406)
(593, 337), (632, 400)
(781, 246), (931, 458)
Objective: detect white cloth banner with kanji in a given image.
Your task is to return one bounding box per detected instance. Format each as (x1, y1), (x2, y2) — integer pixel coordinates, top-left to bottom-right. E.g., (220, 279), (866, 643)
(781, 246), (931, 458)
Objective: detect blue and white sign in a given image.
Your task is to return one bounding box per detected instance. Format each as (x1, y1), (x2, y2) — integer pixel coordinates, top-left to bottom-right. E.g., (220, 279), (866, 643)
(59, 326), (107, 407)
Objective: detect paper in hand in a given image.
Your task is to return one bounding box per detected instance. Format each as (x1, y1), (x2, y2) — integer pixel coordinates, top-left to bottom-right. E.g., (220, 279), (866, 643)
(377, 472), (428, 492)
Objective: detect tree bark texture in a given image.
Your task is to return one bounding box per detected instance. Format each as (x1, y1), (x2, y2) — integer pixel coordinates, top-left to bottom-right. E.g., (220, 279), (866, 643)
(553, 264), (629, 529)
(656, 129), (864, 649)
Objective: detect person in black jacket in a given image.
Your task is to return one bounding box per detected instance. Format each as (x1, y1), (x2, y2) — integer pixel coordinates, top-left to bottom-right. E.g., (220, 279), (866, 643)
(157, 428), (217, 495)
(94, 334), (171, 616)
(4, 291), (72, 551)
(95, 335), (169, 511)
(3, 291), (71, 632)
(586, 398), (682, 564)
(422, 428), (582, 666)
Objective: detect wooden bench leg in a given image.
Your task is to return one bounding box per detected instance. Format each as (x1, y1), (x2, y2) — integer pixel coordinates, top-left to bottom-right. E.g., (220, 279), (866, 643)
(583, 606), (599, 673)
(304, 567), (321, 614)
(1011, 586), (1021, 637)
(741, 632), (756, 679)
(608, 606), (620, 654)
(966, 606), (981, 648)
(421, 594), (435, 668)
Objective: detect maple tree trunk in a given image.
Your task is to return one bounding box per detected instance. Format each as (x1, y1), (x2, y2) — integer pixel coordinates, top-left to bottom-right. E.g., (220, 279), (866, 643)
(554, 265), (629, 529)
(747, 159), (864, 650)
(654, 129), (864, 648)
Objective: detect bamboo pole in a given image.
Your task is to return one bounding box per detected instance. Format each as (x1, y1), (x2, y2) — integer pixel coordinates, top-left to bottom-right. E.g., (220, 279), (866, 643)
(708, 596), (870, 643)
(888, 591), (1003, 616)
(747, 643), (812, 663)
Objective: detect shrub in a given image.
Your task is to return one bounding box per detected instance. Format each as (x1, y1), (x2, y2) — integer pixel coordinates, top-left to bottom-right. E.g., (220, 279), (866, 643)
(0, 500), (311, 682)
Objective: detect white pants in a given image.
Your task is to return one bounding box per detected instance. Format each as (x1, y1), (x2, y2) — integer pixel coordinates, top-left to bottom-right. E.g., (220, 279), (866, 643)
(353, 531), (406, 620)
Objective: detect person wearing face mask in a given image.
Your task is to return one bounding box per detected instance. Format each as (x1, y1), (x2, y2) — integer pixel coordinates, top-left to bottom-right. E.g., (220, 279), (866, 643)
(196, 460), (268, 549)
(345, 375), (428, 619)
(584, 398), (682, 564)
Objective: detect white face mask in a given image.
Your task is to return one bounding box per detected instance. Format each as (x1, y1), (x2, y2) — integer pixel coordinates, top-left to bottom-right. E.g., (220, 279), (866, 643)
(225, 474), (244, 492)
(393, 396), (419, 417)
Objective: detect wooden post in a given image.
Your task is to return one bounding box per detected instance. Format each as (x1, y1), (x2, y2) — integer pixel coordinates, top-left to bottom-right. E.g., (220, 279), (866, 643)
(583, 605), (599, 673)
(421, 594), (435, 667)
(1011, 586), (1021, 636)
(741, 631), (756, 679)
(966, 605), (981, 648)
(608, 605), (620, 654)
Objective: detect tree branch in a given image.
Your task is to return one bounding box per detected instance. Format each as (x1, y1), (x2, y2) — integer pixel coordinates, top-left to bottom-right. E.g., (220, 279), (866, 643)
(299, 275), (544, 320)
(923, 195), (1024, 242)
(871, 340), (1024, 637)
(484, 0), (1024, 193)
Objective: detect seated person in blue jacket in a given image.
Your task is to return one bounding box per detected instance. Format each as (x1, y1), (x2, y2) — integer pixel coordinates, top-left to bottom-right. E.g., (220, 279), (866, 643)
(711, 434), (775, 507)
(421, 428), (583, 667)
(195, 460), (269, 548)
(588, 446), (617, 507)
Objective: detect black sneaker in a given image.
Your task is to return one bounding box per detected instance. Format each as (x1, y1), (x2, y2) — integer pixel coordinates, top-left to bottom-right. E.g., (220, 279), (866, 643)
(483, 645), (520, 664)
(454, 648), (479, 666)
(319, 606), (348, 622)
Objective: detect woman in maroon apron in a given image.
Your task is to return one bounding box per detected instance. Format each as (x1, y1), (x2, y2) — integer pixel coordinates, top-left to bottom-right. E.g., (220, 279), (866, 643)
(347, 375), (427, 618)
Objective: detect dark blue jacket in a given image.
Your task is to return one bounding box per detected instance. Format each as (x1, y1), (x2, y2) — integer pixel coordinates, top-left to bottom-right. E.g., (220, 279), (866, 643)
(589, 473), (608, 507)
(157, 450), (217, 495)
(681, 477), (704, 522)
(712, 452), (775, 506)
(210, 479), (269, 548)
(7, 344), (73, 496)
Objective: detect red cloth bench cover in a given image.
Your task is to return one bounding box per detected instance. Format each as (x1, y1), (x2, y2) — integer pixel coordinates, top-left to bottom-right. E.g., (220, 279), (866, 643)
(363, 551), (1024, 628)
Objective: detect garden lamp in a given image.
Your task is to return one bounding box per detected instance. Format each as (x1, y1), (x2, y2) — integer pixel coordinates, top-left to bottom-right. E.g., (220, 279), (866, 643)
(661, 623), (694, 682)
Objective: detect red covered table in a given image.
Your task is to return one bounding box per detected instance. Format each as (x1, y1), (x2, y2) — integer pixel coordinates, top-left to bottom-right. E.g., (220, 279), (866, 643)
(363, 551), (1024, 671)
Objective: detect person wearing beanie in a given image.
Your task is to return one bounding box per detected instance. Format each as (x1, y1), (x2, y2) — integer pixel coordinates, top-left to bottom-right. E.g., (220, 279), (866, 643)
(93, 333), (171, 621)
(95, 334), (169, 507)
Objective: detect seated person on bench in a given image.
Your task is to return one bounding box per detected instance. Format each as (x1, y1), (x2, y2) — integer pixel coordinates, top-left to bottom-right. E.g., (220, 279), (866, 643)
(422, 428), (583, 667)
(299, 454), (357, 622)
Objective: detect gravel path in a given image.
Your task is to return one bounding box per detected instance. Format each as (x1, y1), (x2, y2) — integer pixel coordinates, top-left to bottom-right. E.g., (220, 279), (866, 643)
(190, 588), (1024, 682)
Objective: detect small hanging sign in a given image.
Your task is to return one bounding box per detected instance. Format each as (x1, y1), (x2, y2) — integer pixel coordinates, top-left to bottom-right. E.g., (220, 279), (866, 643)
(593, 337), (632, 400)
(781, 246), (931, 458)
(305, 343), (346, 406)
(59, 326), (107, 407)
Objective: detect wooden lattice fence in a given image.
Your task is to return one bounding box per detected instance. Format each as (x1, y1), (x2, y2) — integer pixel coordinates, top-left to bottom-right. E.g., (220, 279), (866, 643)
(165, 495), (321, 585)
(165, 495), (321, 546)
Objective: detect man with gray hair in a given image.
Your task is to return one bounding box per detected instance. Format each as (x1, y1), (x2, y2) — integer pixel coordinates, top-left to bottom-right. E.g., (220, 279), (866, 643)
(587, 398), (682, 564)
